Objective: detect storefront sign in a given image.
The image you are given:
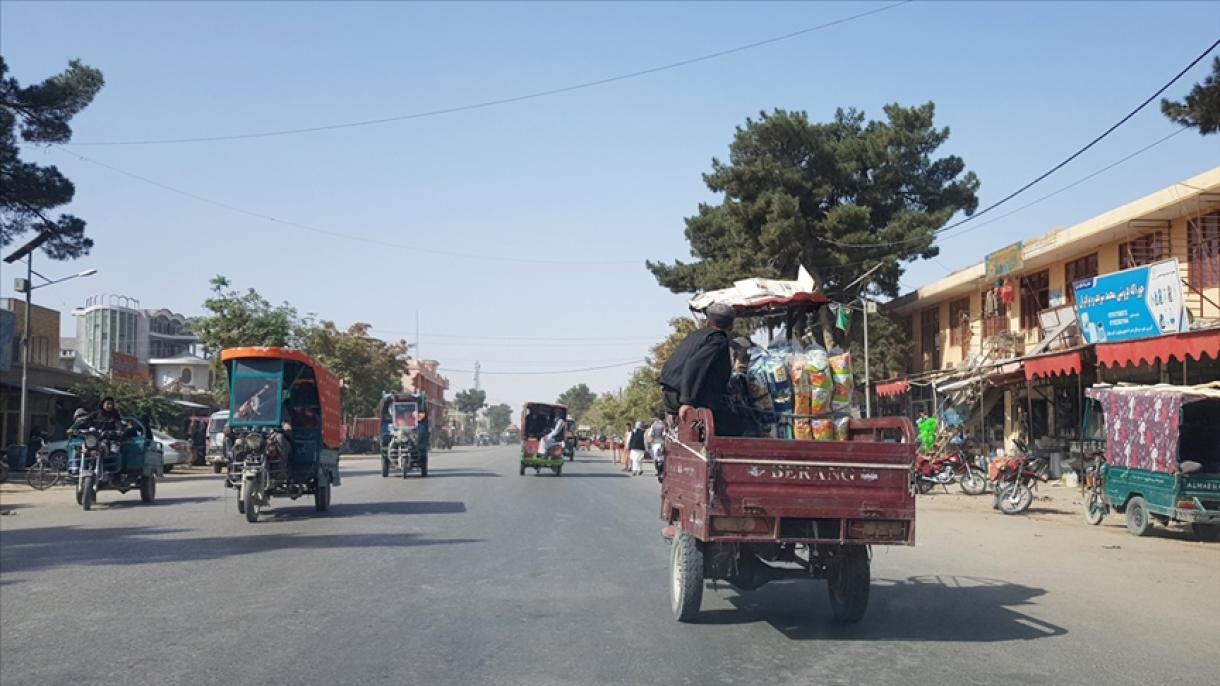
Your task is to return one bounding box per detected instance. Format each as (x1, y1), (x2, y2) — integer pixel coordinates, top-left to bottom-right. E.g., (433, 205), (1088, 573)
(110, 351), (149, 381)
(985, 242), (1024, 279)
(1073, 259), (1185, 344)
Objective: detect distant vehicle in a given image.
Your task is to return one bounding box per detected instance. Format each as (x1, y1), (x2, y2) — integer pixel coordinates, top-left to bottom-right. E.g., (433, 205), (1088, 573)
(520, 402), (567, 476)
(152, 430), (192, 472)
(205, 410), (230, 473)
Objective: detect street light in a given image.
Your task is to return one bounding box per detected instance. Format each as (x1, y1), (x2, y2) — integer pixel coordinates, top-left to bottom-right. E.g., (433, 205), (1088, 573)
(4, 232), (97, 466)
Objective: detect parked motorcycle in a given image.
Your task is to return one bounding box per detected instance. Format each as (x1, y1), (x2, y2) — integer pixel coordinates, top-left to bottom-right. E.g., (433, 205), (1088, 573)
(991, 443), (1050, 515)
(914, 449), (987, 495)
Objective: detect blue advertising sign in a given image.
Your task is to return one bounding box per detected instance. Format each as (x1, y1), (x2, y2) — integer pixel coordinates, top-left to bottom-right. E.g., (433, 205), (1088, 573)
(0, 309), (14, 373)
(1073, 259), (1186, 344)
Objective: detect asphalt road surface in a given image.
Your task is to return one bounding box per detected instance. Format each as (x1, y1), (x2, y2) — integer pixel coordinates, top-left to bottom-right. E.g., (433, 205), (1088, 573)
(2, 446), (1217, 686)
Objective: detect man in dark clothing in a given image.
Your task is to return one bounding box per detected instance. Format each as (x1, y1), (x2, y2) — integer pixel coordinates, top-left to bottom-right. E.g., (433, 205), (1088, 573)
(658, 303), (739, 435)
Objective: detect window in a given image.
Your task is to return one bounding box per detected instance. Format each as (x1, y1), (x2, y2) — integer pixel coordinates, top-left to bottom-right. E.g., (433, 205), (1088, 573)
(982, 288), (1009, 338)
(1064, 253), (1099, 304)
(1188, 211), (1220, 289)
(1119, 231), (1169, 270)
(1020, 270), (1050, 330)
(920, 308), (941, 370)
(948, 298), (971, 351)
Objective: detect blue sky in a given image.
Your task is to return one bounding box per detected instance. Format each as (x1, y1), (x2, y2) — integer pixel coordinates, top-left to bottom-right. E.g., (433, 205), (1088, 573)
(2, 1), (1218, 409)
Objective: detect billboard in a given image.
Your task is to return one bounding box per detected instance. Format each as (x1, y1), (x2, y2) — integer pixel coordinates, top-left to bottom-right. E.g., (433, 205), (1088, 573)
(0, 309), (14, 373)
(1073, 259), (1186, 345)
(110, 351), (149, 382)
(985, 241), (1024, 279)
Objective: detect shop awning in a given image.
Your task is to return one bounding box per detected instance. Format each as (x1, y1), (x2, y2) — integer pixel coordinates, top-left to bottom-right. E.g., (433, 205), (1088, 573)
(1025, 350), (1083, 380)
(1096, 328), (1220, 368)
(874, 380), (909, 398)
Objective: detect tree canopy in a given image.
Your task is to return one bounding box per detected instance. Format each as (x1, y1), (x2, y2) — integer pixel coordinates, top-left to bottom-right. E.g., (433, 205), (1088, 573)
(453, 388), (487, 415)
(556, 383), (595, 419)
(0, 56), (104, 259)
(301, 321), (409, 417)
(485, 403), (513, 435)
(189, 276), (309, 356)
(1162, 56), (1220, 135)
(647, 104), (978, 301)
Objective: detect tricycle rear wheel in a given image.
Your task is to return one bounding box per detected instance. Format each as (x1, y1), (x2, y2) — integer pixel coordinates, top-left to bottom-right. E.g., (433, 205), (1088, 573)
(1124, 496), (1152, 537)
(669, 532), (704, 623)
(314, 484), (331, 512)
(381, 458), (389, 478)
(827, 546), (870, 624)
(139, 473), (156, 503)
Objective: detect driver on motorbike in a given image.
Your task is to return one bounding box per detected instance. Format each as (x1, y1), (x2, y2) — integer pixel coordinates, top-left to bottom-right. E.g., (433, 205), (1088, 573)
(72, 397), (131, 435)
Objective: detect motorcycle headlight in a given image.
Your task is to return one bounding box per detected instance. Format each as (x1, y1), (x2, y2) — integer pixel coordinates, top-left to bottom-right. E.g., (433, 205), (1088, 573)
(245, 433), (264, 451)
(84, 435), (99, 449)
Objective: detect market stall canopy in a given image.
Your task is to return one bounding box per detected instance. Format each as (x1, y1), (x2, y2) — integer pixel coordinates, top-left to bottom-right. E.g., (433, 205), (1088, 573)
(688, 265), (828, 314)
(1096, 327), (1220, 368)
(874, 380), (910, 398)
(1024, 349), (1084, 381)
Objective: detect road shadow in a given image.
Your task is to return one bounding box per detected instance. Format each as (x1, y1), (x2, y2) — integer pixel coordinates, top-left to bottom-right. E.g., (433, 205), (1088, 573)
(266, 500), (467, 519)
(426, 469), (502, 479)
(0, 524), (479, 576)
(698, 575), (1066, 642)
(105, 496), (220, 508)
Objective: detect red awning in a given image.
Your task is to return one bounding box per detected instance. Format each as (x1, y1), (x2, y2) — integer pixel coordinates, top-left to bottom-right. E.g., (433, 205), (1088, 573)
(875, 381), (910, 398)
(1025, 350), (1083, 381)
(1097, 329), (1220, 368)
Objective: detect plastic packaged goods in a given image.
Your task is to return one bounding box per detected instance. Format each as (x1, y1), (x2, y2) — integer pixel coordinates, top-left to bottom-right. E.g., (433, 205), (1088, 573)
(833, 415), (850, 441)
(829, 351), (854, 412)
(793, 418), (813, 440)
(810, 418), (835, 440)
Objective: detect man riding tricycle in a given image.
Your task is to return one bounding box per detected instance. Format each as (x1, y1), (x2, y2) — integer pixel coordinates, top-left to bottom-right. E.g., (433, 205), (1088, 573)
(66, 398), (164, 510)
(379, 392), (429, 478)
(220, 347), (343, 522)
(520, 402), (567, 476)
(1082, 383), (1220, 540)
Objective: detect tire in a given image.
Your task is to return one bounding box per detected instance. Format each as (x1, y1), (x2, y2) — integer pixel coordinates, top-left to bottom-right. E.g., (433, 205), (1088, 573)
(212, 463), (222, 474)
(915, 477), (935, 495)
(959, 469), (987, 496)
(236, 492), (245, 514)
(242, 481), (259, 523)
(998, 483), (1033, 515)
(1190, 523), (1220, 542)
(827, 546), (870, 624)
(401, 457), (409, 479)
(162, 465), (173, 474)
(381, 458), (389, 478)
(519, 462), (526, 476)
(419, 457), (428, 478)
(139, 473), (156, 503)
(81, 476), (96, 511)
(554, 464), (562, 477)
(75, 480), (84, 504)
(50, 451), (68, 471)
(1124, 497), (1152, 537)
(27, 463), (56, 491)
(669, 532), (704, 622)
(314, 484), (331, 512)
(1084, 491), (1107, 525)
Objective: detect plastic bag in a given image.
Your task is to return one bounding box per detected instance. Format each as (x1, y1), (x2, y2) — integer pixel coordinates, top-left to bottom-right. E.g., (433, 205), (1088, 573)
(834, 415), (850, 441)
(810, 418), (835, 440)
(829, 352), (854, 412)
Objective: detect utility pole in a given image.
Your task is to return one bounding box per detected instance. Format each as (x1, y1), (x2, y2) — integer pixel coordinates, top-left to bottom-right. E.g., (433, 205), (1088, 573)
(473, 361), (481, 391)
(843, 263), (885, 420)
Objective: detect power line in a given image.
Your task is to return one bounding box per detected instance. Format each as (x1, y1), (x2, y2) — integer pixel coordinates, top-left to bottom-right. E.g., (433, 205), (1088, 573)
(440, 359), (646, 375)
(66, 2), (912, 146)
(825, 35), (1220, 250)
(373, 330), (658, 341)
(51, 146), (638, 266)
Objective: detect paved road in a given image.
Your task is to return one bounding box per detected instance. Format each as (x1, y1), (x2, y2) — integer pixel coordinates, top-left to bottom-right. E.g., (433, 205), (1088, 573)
(2, 446), (1217, 686)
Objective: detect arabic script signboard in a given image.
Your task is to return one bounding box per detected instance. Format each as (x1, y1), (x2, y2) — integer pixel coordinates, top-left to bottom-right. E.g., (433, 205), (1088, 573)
(1073, 259), (1186, 344)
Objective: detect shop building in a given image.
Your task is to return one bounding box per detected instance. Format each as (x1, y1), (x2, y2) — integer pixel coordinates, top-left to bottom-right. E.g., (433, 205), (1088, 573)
(882, 167), (1220, 464)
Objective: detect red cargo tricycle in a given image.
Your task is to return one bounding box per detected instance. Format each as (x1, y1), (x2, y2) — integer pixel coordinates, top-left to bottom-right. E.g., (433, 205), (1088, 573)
(661, 283), (917, 624)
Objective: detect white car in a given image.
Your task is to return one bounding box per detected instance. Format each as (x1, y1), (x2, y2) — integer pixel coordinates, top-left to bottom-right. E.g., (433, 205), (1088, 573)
(152, 430), (192, 472)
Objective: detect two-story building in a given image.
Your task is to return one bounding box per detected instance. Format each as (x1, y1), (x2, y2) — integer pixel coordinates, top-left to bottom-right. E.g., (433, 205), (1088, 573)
(882, 167), (1220, 461)
(402, 359), (449, 429)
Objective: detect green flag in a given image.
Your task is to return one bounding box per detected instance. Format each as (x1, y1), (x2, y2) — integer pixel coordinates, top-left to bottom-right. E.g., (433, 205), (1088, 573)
(835, 304), (852, 332)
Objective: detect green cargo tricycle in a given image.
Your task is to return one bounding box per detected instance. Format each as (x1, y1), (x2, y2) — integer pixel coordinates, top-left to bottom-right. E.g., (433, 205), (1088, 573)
(1083, 383), (1220, 541)
(520, 402), (567, 476)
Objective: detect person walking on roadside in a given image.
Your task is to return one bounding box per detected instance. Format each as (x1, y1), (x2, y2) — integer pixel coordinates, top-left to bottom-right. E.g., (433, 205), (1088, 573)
(627, 421), (647, 476)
